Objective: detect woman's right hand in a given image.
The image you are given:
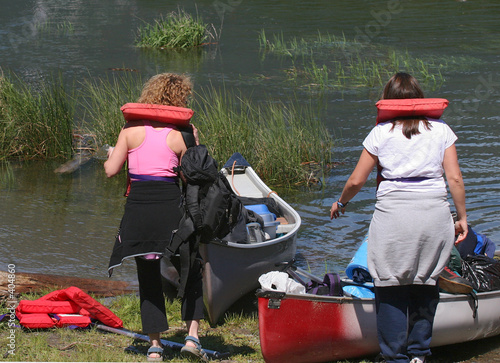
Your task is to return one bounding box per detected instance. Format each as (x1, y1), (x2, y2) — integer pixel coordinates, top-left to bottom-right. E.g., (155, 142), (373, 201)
(330, 202), (344, 220)
(107, 146), (115, 159)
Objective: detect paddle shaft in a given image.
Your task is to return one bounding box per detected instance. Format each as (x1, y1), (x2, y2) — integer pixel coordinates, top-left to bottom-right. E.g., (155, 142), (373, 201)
(95, 324), (230, 359)
(293, 266), (324, 284)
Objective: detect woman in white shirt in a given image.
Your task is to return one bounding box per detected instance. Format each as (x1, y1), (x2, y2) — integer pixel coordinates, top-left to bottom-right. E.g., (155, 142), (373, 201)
(330, 73), (468, 363)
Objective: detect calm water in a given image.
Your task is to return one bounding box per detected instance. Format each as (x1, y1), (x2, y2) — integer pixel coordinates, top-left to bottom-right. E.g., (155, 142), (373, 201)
(1, 0), (499, 284)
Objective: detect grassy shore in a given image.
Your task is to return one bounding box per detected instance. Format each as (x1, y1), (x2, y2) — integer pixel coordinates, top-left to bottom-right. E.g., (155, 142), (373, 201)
(1, 291), (263, 362)
(3, 290), (500, 362)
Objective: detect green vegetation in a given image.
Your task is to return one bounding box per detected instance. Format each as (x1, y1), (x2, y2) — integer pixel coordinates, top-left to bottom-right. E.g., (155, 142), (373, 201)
(34, 20), (75, 35)
(258, 30), (480, 92)
(194, 86), (334, 186)
(0, 292), (263, 362)
(80, 73), (144, 146)
(259, 30), (358, 57)
(135, 9), (217, 49)
(0, 71), (333, 187)
(0, 72), (74, 160)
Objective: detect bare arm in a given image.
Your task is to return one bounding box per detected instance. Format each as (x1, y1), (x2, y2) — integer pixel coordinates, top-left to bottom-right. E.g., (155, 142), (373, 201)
(330, 148), (378, 220)
(443, 144), (468, 243)
(104, 129), (129, 178)
(167, 129), (188, 159)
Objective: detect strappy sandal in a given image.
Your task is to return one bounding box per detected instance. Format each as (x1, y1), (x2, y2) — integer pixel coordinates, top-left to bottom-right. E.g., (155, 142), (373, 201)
(180, 336), (208, 362)
(147, 346), (164, 362)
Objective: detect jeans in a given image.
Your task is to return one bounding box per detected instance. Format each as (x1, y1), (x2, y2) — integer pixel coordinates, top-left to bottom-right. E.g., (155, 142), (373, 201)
(375, 284), (440, 363)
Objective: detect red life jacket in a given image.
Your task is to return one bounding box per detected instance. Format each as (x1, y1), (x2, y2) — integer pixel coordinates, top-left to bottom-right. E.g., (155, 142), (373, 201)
(375, 98), (448, 124)
(15, 286), (123, 329)
(121, 103), (194, 126)
(374, 98), (449, 187)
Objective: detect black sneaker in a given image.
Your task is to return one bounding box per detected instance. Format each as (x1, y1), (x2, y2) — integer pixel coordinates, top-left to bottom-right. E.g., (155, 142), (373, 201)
(439, 266), (473, 294)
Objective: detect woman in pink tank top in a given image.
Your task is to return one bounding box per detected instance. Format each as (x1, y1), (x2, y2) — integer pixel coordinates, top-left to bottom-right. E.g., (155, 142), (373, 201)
(104, 73), (207, 361)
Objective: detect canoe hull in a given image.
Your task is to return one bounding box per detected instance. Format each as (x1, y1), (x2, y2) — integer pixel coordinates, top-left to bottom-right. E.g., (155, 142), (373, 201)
(201, 163), (300, 324)
(202, 234), (297, 324)
(258, 289), (500, 363)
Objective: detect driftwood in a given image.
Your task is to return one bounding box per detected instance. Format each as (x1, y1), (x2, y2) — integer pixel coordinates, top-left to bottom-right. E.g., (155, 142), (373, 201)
(0, 270), (136, 298)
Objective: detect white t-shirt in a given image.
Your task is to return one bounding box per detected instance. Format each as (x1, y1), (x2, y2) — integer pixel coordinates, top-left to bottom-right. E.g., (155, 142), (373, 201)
(363, 119), (457, 197)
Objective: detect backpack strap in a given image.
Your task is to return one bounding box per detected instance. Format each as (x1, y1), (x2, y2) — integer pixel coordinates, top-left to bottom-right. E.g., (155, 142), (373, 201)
(185, 184), (203, 229)
(323, 273), (343, 297)
(305, 273), (343, 297)
(179, 127), (196, 149)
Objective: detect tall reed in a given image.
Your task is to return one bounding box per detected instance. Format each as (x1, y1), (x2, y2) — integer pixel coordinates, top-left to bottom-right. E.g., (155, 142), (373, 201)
(79, 72), (144, 146)
(194, 86), (334, 186)
(0, 73), (74, 160)
(135, 9), (212, 49)
(0, 70), (333, 186)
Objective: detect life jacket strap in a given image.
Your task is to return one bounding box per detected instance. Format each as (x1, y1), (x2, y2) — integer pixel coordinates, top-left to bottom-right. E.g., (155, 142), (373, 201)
(129, 173), (178, 183)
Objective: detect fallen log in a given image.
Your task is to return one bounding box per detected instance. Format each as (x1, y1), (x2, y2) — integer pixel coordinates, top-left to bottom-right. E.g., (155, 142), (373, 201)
(0, 270), (136, 298)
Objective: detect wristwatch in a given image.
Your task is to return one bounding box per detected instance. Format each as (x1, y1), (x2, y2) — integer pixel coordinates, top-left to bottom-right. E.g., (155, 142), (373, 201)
(337, 200), (349, 209)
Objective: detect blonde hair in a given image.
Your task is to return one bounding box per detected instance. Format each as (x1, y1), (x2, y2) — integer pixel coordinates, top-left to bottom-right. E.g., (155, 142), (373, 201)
(138, 73), (192, 107)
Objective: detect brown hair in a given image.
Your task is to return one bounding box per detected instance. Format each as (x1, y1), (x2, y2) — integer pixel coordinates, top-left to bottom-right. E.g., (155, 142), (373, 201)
(138, 73), (192, 107)
(382, 72), (431, 139)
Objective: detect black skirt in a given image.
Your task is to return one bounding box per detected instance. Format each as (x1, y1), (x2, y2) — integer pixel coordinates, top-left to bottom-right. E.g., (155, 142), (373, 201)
(108, 181), (182, 275)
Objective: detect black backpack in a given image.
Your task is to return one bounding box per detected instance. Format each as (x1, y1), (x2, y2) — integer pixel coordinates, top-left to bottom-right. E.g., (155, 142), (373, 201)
(179, 144), (241, 242)
(165, 144), (242, 297)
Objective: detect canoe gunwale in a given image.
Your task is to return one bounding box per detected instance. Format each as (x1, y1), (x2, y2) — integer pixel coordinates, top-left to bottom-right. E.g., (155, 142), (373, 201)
(257, 285), (500, 305)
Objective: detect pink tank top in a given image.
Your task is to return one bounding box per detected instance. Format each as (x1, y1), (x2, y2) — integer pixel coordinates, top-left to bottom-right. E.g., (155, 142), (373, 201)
(127, 121), (179, 179)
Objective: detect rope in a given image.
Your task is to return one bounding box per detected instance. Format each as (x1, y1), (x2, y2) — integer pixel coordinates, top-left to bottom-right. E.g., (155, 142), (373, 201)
(231, 160), (241, 196)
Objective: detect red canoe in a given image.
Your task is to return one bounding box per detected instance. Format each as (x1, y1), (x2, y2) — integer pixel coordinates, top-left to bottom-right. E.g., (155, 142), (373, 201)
(258, 283), (500, 363)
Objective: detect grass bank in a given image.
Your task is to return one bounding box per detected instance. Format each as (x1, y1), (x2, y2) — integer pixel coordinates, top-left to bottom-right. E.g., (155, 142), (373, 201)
(3, 291), (499, 362)
(0, 291), (263, 362)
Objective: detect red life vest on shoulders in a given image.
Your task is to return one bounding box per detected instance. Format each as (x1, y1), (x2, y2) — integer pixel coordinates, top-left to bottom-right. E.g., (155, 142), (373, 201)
(374, 98), (449, 188)
(375, 98), (449, 124)
(121, 103), (194, 126)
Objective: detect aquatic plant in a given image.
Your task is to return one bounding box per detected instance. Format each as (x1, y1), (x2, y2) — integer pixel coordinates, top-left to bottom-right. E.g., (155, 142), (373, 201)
(193, 86), (334, 186)
(0, 72), (74, 160)
(0, 70), (333, 186)
(34, 20), (75, 35)
(0, 160), (15, 188)
(79, 72), (144, 146)
(135, 8), (215, 49)
(259, 30), (457, 92)
(78, 74), (334, 186)
(258, 30), (356, 57)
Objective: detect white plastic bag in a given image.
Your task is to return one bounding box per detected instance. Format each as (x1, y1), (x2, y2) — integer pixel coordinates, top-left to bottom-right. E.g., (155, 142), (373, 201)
(258, 271), (305, 294)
